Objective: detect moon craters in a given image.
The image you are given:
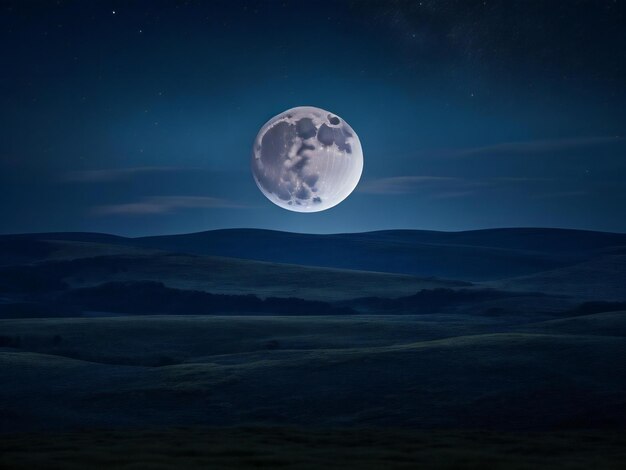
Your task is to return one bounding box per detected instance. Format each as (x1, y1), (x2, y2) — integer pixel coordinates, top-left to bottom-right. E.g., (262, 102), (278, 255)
(251, 106), (363, 212)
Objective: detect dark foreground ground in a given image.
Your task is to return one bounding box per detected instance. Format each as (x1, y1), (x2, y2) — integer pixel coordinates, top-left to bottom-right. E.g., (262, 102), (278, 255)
(2, 427), (626, 470)
(1, 229), (625, 468)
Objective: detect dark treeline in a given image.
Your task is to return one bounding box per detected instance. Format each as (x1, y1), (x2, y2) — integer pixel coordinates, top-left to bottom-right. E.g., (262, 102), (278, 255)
(346, 288), (545, 314)
(59, 281), (355, 316)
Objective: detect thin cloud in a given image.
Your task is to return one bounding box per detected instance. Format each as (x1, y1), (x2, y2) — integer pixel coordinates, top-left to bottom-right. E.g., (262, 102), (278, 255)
(491, 177), (554, 183)
(450, 136), (622, 158)
(360, 175), (559, 197)
(531, 190), (588, 199)
(93, 196), (247, 215)
(429, 190), (476, 200)
(359, 176), (464, 194)
(63, 166), (203, 182)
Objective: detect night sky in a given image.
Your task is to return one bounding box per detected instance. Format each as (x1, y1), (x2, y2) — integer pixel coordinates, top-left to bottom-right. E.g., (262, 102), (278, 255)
(2, 0), (625, 236)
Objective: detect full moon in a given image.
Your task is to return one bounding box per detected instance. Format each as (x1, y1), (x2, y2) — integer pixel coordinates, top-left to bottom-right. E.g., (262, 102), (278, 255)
(251, 106), (363, 212)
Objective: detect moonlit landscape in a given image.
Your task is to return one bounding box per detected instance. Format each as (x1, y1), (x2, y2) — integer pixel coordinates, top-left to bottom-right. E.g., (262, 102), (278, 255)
(1, 1), (626, 469)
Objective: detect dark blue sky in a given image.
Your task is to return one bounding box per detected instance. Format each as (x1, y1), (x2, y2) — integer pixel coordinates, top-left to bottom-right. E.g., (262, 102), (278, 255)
(1, 0), (625, 235)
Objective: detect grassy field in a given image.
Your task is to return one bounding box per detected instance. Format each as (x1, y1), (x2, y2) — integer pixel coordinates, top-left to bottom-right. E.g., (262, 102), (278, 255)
(2, 313), (626, 432)
(494, 254), (626, 300)
(2, 427), (626, 469)
(58, 252), (464, 301)
(1, 229), (625, 467)
(1, 239), (465, 301)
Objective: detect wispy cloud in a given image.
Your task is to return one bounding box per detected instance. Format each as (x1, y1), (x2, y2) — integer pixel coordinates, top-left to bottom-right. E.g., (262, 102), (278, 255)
(429, 190), (477, 200)
(93, 196), (247, 215)
(360, 174), (559, 199)
(359, 176), (465, 194)
(63, 166), (203, 182)
(450, 136), (622, 158)
(491, 177), (554, 183)
(531, 190), (588, 199)
(358, 175), (496, 200)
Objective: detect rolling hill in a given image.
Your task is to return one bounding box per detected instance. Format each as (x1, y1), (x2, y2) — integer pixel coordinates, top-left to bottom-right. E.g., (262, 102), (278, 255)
(0, 240), (464, 303)
(1, 314), (626, 432)
(3, 227), (626, 281)
(0, 227), (625, 442)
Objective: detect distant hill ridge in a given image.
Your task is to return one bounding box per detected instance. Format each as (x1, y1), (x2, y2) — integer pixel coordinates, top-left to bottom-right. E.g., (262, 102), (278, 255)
(2, 227), (626, 281)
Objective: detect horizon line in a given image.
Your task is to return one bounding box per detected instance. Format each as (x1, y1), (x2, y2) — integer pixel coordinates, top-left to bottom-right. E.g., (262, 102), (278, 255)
(2, 225), (625, 239)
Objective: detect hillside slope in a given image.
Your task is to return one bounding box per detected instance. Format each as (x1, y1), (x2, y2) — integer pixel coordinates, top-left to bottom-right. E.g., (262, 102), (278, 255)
(1, 315), (626, 431)
(4, 227), (626, 281)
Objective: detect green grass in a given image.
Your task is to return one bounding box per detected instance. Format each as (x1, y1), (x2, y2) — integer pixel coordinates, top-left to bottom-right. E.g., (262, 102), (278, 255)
(522, 311), (626, 336)
(0, 314), (502, 365)
(494, 254), (626, 300)
(1, 314), (626, 432)
(1, 427), (626, 469)
(39, 240), (466, 301)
